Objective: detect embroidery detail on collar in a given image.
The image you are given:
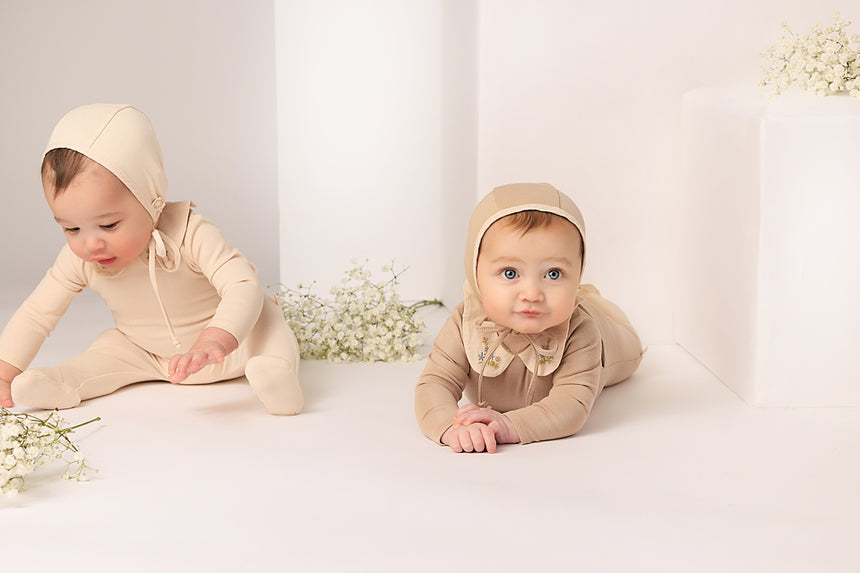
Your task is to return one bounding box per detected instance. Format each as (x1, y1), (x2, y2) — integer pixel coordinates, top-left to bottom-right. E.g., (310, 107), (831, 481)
(477, 337), (501, 369)
(464, 318), (568, 378)
(536, 336), (556, 366)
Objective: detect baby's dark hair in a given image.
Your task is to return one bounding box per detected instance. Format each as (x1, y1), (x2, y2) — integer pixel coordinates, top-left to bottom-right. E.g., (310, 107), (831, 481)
(501, 210), (557, 234)
(41, 148), (90, 196)
(496, 210), (584, 260)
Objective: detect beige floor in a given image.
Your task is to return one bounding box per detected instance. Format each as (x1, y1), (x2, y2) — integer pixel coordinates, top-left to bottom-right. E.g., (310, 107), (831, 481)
(2, 292), (858, 572)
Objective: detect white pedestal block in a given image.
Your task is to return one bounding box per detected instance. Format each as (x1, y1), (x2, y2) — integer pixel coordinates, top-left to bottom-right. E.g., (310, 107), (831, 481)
(677, 87), (860, 406)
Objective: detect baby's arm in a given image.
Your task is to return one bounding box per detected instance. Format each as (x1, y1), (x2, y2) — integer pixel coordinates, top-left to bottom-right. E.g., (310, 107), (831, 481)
(0, 360), (22, 408)
(0, 248), (87, 407)
(167, 327), (238, 383)
(167, 215), (263, 385)
(503, 317), (603, 444)
(415, 307), (471, 445)
(415, 313), (511, 454)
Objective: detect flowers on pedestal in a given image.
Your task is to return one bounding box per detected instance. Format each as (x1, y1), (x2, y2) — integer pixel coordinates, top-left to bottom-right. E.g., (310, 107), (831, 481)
(760, 13), (860, 98)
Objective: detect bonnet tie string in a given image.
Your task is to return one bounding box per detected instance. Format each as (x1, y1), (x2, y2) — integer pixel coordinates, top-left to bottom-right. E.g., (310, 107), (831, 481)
(148, 229), (182, 350)
(522, 335), (544, 404)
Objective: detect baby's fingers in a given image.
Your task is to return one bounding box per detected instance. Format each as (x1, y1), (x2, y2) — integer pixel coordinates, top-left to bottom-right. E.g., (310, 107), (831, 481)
(168, 354), (182, 376)
(460, 424), (496, 453)
(467, 424), (494, 453)
(168, 353), (195, 383)
(455, 403), (481, 417)
(186, 352), (208, 374)
(181, 351), (218, 379)
(480, 424), (497, 454)
(0, 380), (13, 408)
(450, 433), (467, 453)
(455, 408), (497, 428)
(465, 424), (497, 453)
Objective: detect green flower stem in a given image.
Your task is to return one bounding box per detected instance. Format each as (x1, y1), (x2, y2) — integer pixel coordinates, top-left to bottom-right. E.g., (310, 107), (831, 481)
(64, 416), (102, 433)
(409, 299), (444, 311)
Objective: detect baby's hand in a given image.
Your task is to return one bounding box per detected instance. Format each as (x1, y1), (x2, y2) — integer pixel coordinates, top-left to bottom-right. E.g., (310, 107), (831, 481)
(452, 404), (520, 446)
(168, 327), (238, 383)
(0, 379), (12, 408)
(442, 421), (498, 453)
(0, 360), (22, 408)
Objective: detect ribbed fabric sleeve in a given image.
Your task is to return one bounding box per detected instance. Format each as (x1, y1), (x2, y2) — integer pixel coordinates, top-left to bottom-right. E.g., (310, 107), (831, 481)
(0, 246), (85, 370)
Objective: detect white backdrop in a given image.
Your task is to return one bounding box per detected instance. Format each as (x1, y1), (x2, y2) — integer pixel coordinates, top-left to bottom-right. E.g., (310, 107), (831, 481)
(2, 0), (853, 345)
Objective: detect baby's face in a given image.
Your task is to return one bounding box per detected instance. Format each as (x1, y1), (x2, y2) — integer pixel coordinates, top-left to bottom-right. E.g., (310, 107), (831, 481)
(476, 216), (582, 335)
(44, 160), (153, 270)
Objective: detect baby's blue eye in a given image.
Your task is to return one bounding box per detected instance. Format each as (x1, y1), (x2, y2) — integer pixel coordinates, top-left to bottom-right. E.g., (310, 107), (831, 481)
(502, 268), (518, 280)
(546, 269), (561, 280)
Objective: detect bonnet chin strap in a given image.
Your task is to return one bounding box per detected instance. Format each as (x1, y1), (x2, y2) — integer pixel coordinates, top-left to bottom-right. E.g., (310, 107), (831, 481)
(148, 229), (182, 350)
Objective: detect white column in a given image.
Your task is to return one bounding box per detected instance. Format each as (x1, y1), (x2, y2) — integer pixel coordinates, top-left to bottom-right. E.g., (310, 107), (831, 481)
(678, 87), (860, 406)
(274, 0), (477, 304)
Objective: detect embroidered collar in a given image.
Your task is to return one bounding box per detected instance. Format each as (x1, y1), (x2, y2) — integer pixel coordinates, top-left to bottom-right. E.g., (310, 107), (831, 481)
(462, 286), (571, 378)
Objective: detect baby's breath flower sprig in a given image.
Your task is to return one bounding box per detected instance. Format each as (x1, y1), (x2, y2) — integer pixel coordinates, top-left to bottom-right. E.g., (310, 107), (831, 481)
(760, 13), (860, 98)
(1, 407), (99, 496)
(277, 260), (443, 363)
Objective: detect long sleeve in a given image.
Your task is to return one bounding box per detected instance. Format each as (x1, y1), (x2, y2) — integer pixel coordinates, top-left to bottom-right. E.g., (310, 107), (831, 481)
(0, 247), (85, 370)
(183, 214), (264, 345)
(415, 304), (471, 443)
(504, 314), (603, 444)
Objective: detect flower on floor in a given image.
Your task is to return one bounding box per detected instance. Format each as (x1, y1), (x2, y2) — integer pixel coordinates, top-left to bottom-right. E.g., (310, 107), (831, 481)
(1, 408), (99, 496)
(760, 13), (860, 98)
(277, 260), (442, 363)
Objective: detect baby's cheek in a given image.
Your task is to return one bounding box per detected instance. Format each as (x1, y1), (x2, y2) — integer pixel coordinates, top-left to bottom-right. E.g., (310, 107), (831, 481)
(67, 240), (88, 261)
(563, 290), (580, 315)
(121, 232), (153, 259)
(480, 288), (501, 312)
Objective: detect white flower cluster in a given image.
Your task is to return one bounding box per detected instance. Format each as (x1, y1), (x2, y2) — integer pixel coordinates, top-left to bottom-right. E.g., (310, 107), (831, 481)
(1, 408), (98, 496)
(760, 13), (860, 98)
(278, 260), (442, 363)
